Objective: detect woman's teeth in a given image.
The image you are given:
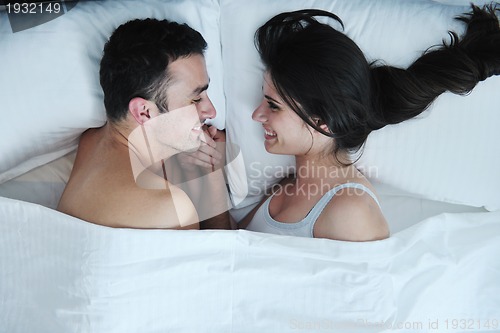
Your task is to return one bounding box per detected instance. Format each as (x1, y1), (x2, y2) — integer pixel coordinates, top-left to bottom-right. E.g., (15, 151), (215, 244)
(265, 129), (277, 137)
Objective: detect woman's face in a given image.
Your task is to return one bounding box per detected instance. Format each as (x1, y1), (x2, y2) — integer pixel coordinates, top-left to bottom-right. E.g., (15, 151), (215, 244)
(252, 72), (316, 155)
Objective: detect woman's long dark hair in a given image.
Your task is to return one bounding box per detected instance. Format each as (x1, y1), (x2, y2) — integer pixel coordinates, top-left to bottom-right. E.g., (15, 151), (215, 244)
(255, 5), (500, 163)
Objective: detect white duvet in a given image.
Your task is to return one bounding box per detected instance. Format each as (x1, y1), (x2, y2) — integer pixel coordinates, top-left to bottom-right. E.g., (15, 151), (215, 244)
(1, 196), (499, 333)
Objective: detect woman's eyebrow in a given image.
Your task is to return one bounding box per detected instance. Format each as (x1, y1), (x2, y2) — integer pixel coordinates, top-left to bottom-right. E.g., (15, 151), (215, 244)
(264, 95), (281, 104)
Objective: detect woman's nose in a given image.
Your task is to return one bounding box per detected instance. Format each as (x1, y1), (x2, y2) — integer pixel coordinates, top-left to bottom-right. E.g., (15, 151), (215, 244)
(252, 103), (268, 123)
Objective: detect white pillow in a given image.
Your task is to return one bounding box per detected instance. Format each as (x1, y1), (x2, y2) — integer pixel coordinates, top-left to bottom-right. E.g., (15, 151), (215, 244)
(0, 0), (225, 184)
(221, 0), (500, 211)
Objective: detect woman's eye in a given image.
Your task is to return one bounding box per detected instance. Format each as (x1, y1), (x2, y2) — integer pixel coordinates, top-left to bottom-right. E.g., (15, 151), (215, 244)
(192, 98), (202, 104)
(267, 101), (279, 110)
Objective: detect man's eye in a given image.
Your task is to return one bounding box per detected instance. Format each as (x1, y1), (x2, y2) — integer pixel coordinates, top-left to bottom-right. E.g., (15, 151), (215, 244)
(193, 98), (202, 103)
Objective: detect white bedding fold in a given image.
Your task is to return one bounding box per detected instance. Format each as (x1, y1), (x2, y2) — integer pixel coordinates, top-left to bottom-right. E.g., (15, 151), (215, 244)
(1, 197), (499, 332)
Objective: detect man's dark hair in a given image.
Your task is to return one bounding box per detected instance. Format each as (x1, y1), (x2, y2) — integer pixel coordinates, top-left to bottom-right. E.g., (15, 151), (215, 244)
(99, 18), (207, 123)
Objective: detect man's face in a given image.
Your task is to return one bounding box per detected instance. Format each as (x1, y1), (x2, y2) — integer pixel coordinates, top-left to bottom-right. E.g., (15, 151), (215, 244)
(127, 55), (218, 179)
(128, 103), (203, 181)
(165, 54), (216, 123)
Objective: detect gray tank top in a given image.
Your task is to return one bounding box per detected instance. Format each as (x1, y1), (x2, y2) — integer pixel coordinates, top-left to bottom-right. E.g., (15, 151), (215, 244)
(246, 183), (381, 238)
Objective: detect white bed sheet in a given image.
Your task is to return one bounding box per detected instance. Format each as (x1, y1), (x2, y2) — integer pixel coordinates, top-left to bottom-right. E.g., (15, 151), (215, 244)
(1, 197), (499, 332)
(0, 152), (76, 210)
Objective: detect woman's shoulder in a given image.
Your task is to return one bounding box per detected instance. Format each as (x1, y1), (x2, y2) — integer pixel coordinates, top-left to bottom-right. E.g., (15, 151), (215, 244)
(313, 183), (389, 241)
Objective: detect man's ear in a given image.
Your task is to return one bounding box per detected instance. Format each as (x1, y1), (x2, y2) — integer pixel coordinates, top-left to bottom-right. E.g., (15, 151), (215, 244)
(129, 97), (152, 125)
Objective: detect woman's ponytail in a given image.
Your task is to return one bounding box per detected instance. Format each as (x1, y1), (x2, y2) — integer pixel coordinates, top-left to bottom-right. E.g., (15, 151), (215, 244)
(369, 4), (500, 131)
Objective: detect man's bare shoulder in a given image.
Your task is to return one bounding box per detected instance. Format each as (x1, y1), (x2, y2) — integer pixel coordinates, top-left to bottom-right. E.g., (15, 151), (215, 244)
(59, 182), (199, 230)
(106, 185), (200, 230)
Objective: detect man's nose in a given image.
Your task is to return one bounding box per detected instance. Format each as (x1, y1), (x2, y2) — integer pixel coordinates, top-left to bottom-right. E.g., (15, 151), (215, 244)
(200, 97), (216, 121)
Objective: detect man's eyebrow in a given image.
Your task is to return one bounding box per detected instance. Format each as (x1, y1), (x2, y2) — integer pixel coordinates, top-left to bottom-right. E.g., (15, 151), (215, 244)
(192, 83), (209, 96)
(264, 95), (281, 104)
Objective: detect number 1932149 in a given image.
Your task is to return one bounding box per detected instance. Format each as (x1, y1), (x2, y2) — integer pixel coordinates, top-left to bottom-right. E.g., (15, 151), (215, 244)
(444, 319), (499, 330)
(6, 2), (62, 14)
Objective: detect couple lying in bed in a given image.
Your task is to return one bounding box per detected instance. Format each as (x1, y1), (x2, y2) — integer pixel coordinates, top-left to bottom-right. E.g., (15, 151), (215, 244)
(57, 5), (500, 241)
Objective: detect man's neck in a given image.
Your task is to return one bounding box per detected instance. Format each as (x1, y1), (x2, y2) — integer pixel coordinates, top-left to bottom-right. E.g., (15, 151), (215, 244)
(102, 121), (132, 151)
